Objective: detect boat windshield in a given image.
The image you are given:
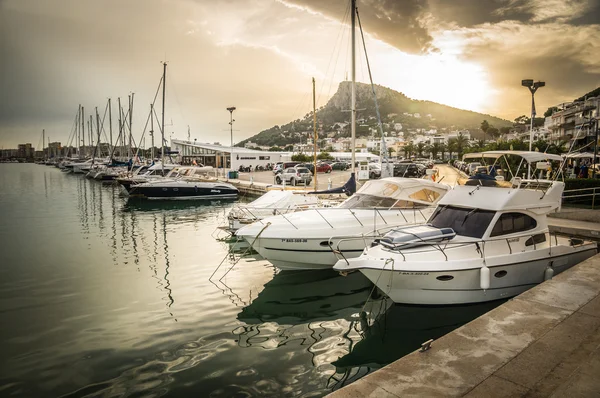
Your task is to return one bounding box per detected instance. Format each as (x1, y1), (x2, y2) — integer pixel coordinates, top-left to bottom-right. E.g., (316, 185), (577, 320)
(339, 194), (425, 209)
(429, 206), (495, 238)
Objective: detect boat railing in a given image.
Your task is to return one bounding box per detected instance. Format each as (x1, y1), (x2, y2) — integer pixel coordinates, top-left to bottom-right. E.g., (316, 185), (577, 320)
(252, 206), (431, 230)
(332, 230), (565, 266)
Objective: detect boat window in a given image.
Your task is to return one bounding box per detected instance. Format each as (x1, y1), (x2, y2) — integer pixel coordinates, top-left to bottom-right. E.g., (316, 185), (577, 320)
(338, 194), (397, 209)
(490, 213), (537, 237)
(408, 189), (441, 203)
(429, 206), (495, 238)
(525, 233), (546, 246)
(391, 200), (416, 209)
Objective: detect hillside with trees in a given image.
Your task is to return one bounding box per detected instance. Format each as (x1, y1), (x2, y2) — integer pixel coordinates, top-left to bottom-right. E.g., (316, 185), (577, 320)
(237, 82), (512, 148)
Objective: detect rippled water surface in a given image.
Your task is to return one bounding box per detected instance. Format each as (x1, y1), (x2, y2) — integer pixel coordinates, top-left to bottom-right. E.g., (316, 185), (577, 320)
(0, 164), (503, 397)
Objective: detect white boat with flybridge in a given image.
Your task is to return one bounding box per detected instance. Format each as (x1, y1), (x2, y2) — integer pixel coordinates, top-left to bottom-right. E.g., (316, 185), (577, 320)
(333, 151), (598, 305)
(235, 177), (450, 270)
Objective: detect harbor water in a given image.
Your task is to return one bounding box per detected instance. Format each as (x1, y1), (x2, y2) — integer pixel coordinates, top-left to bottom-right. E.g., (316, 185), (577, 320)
(0, 164), (504, 397)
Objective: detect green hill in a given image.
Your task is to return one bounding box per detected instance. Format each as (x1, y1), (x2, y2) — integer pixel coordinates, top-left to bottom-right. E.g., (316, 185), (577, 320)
(238, 82), (512, 148)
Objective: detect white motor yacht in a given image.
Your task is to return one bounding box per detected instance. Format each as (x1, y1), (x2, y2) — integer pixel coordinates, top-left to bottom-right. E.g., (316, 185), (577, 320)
(128, 166), (238, 200)
(225, 190), (345, 234)
(333, 151), (598, 305)
(235, 178), (450, 270)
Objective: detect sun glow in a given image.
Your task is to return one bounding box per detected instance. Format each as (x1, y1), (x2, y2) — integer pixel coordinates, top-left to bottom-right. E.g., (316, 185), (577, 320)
(366, 36), (495, 113)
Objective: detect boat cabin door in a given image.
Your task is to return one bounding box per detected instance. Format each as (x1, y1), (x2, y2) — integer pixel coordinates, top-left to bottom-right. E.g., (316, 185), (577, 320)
(358, 161), (369, 180)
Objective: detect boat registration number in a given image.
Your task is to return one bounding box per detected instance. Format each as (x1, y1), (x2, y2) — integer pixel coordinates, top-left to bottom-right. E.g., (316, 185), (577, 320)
(281, 238), (308, 243)
(399, 272), (429, 276)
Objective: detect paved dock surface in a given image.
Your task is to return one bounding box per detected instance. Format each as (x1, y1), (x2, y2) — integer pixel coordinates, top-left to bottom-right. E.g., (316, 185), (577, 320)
(327, 253), (600, 397)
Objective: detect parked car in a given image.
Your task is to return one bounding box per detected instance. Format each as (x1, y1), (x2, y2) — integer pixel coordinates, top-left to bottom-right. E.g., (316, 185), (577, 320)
(393, 163), (421, 178)
(331, 162), (349, 171)
(467, 162), (482, 176)
(296, 163), (315, 175)
(273, 164), (283, 174)
(275, 167), (312, 186)
(368, 164), (381, 179)
(316, 163), (333, 173)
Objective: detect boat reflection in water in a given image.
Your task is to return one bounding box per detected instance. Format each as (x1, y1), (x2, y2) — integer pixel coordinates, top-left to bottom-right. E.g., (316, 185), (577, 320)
(232, 269), (506, 392)
(237, 270), (387, 324)
(333, 299), (506, 371)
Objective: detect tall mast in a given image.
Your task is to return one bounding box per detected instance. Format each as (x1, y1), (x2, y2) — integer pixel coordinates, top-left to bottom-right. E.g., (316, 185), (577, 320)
(313, 77), (318, 191)
(128, 93), (134, 160)
(118, 98), (122, 159)
(95, 107), (101, 162)
(161, 62), (167, 175)
(89, 115), (93, 156)
(81, 106), (85, 158)
(108, 98), (113, 159)
(350, 0), (356, 175)
(42, 129), (46, 161)
(150, 103), (155, 161)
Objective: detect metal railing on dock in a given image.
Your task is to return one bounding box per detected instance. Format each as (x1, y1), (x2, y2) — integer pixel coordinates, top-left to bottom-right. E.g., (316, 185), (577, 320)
(562, 187), (600, 209)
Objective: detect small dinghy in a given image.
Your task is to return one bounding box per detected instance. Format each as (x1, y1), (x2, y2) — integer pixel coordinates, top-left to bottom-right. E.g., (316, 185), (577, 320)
(379, 225), (456, 250)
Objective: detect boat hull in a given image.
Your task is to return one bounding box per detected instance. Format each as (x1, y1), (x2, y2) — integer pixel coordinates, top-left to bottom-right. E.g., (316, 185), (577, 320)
(129, 184), (238, 200)
(355, 246), (597, 305)
(237, 208), (434, 270)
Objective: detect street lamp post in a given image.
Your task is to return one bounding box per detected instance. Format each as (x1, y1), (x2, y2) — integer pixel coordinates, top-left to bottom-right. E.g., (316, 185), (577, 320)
(522, 79), (545, 178)
(593, 117), (599, 179)
(227, 107), (236, 176)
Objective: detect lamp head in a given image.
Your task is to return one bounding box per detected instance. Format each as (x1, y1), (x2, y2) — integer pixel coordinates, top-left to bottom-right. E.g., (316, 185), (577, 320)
(227, 107), (236, 112)
(522, 79), (534, 87)
(534, 81), (546, 88)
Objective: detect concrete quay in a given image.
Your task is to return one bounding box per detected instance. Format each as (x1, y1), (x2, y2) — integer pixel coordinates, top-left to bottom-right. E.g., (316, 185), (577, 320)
(327, 252), (600, 398)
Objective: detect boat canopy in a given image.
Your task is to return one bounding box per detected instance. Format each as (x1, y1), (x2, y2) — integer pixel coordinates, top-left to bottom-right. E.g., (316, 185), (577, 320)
(562, 152), (599, 159)
(353, 177), (449, 206)
(463, 151), (563, 163)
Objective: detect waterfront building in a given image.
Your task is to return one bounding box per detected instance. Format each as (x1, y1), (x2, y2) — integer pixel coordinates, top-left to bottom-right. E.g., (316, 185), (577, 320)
(171, 139), (284, 170)
(17, 143), (34, 159)
(548, 96), (599, 147)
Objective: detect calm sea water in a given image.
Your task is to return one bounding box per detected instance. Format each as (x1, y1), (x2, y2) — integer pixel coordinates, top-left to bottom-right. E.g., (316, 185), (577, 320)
(0, 164), (503, 397)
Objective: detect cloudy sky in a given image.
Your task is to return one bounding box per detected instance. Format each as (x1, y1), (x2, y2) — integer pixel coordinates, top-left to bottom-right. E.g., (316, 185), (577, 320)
(1, 0), (599, 149)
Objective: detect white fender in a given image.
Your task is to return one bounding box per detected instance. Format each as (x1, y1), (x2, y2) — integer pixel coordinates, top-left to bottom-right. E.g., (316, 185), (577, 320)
(544, 266), (554, 281)
(480, 265), (490, 290)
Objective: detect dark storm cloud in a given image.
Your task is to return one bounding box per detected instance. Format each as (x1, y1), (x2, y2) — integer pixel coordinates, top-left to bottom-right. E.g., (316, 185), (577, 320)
(427, 0), (534, 27)
(283, 0), (434, 53)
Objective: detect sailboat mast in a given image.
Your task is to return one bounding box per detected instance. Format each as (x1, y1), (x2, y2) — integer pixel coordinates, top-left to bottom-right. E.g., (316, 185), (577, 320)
(108, 98), (113, 159)
(150, 104), (155, 161)
(89, 115), (93, 155)
(42, 129), (46, 161)
(313, 77), (318, 191)
(81, 106), (85, 158)
(161, 62), (167, 175)
(350, 0), (356, 175)
(129, 93), (134, 161)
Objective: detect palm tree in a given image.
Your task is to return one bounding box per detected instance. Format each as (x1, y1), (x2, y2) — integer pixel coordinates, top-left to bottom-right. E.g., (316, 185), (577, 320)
(480, 120), (490, 141)
(455, 133), (469, 159)
(447, 138), (458, 160)
(439, 143), (447, 161)
(430, 142), (441, 160)
(403, 142), (415, 159)
(416, 142), (426, 157)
